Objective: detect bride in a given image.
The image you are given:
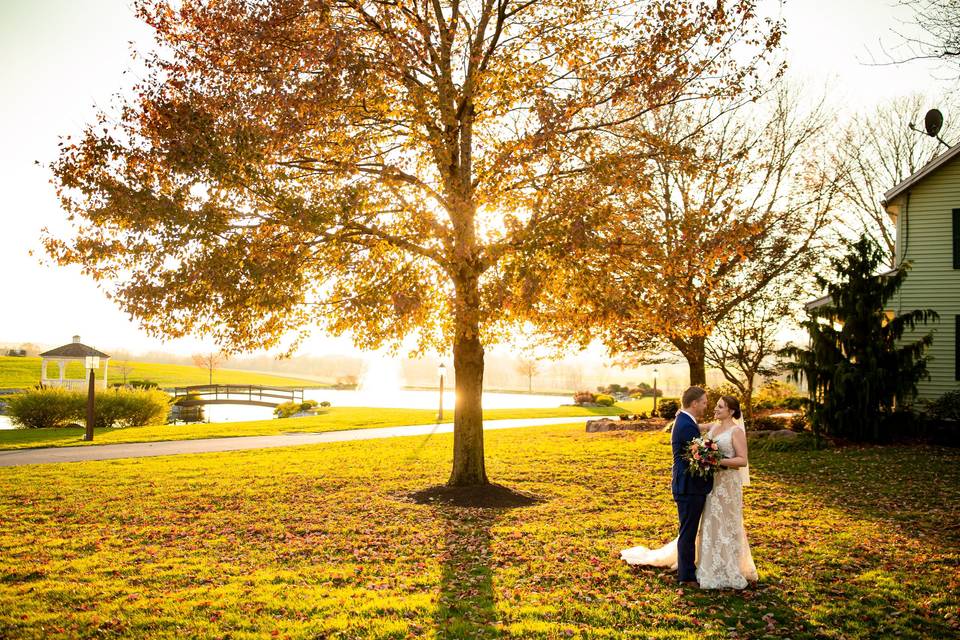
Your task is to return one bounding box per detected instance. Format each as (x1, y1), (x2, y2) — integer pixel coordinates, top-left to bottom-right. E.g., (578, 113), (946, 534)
(622, 395), (758, 589)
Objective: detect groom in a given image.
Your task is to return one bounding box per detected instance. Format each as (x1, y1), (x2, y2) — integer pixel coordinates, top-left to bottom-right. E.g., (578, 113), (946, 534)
(672, 386), (712, 586)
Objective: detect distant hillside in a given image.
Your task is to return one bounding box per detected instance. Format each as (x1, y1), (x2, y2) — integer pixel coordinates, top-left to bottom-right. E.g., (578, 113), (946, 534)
(0, 357), (319, 390)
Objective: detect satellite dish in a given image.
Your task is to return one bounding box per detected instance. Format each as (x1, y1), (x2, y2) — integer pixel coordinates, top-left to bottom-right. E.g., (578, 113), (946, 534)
(924, 108), (944, 137)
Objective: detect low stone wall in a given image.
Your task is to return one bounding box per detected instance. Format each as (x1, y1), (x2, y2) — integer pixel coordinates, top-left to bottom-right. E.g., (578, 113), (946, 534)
(585, 418), (666, 433)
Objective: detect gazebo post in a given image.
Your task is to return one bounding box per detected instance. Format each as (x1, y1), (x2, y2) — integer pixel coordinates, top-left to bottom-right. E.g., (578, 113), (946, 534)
(102, 359), (109, 390)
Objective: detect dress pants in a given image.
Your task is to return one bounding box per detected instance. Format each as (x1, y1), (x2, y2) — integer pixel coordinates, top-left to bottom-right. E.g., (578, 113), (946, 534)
(674, 493), (706, 583)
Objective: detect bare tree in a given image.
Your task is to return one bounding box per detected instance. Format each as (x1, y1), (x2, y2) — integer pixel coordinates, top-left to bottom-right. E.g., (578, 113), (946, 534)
(515, 357), (540, 394)
(837, 93), (957, 265)
(114, 360), (133, 386)
(705, 279), (799, 421)
(885, 1), (960, 74)
(192, 352), (226, 386)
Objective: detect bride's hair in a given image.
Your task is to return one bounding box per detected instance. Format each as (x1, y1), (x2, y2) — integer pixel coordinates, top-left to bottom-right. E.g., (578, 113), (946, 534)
(720, 395), (742, 420)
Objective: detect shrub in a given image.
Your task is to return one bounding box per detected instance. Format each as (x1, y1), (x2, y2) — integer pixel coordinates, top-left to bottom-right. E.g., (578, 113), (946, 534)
(748, 415), (789, 431)
(782, 396), (807, 411)
(173, 393), (201, 406)
(6, 388), (85, 429)
(573, 391), (596, 405)
(274, 401), (301, 418)
(319, 401), (331, 408)
(129, 379), (159, 390)
(94, 389), (172, 428)
(171, 397), (204, 423)
(594, 394), (615, 406)
(6, 387), (170, 429)
(274, 400), (324, 418)
(657, 399), (679, 420)
(754, 380), (798, 406)
(926, 390), (960, 423)
(789, 413), (807, 432)
(751, 431), (823, 452)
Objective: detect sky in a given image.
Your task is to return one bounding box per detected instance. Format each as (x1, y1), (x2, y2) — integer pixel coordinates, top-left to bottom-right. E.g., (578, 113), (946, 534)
(0, 0), (956, 357)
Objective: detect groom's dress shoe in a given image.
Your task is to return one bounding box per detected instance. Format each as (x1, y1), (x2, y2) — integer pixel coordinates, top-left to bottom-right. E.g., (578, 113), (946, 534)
(679, 580), (699, 588)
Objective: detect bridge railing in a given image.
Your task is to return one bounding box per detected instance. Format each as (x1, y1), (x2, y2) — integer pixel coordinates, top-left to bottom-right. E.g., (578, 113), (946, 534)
(172, 384), (305, 405)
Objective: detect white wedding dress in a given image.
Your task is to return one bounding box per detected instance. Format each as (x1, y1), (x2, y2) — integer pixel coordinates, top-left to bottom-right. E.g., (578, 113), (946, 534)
(621, 424), (758, 589)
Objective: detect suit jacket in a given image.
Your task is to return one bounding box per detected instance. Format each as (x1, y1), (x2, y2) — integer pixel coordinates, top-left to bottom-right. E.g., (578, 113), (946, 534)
(671, 411), (714, 496)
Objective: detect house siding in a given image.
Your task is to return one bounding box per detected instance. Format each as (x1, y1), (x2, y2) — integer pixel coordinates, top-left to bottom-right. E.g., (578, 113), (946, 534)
(894, 154), (960, 403)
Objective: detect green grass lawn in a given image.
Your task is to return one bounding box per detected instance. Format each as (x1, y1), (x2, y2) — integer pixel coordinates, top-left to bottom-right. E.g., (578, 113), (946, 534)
(0, 405), (632, 450)
(0, 425), (955, 639)
(0, 356), (319, 389)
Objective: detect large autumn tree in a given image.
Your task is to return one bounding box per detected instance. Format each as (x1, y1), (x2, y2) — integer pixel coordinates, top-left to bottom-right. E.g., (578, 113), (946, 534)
(47, 0), (780, 485)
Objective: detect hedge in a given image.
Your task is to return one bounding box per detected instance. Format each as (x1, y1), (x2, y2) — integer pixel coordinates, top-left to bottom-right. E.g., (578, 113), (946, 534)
(6, 387), (171, 429)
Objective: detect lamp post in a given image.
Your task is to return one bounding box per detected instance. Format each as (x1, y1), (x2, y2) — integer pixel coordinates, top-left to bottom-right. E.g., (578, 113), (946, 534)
(437, 363), (446, 422)
(652, 367), (659, 416)
(84, 356), (100, 441)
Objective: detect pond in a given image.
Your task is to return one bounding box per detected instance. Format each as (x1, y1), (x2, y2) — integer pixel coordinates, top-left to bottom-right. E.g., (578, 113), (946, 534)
(0, 388), (573, 429)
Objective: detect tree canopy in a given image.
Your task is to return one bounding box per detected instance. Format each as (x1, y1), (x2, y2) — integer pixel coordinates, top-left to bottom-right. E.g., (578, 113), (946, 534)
(47, 0), (782, 484)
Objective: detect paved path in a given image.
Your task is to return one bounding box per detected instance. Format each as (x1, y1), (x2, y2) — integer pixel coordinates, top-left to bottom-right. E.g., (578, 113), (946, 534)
(0, 416), (599, 467)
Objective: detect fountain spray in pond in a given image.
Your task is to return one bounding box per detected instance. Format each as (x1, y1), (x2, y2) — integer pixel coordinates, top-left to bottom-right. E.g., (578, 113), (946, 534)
(356, 351), (406, 406)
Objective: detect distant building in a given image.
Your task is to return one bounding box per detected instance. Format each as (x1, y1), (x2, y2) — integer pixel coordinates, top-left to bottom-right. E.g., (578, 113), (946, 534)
(882, 143), (960, 402)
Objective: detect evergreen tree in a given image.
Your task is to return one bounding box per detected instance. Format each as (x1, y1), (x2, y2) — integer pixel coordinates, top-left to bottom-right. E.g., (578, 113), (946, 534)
(784, 236), (938, 442)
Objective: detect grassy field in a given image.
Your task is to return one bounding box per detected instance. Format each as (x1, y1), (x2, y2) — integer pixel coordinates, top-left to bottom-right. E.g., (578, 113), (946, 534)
(0, 404), (635, 450)
(0, 356), (319, 389)
(0, 424), (956, 639)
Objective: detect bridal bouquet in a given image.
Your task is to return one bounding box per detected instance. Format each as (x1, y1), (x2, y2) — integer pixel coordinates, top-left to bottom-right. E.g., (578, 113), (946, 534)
(683, 436), (722, 479)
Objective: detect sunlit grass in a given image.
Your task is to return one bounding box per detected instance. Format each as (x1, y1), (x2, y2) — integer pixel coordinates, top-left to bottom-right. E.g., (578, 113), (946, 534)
(0, 356), (318, 389)
(0, 425), (955, 638)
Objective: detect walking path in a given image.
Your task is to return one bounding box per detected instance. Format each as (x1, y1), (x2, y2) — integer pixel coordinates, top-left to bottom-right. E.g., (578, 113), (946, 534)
(0, 416), (598, 467)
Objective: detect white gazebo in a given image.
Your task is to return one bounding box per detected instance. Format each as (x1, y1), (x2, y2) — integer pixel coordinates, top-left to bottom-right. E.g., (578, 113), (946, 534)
(39, 336), (110, 391)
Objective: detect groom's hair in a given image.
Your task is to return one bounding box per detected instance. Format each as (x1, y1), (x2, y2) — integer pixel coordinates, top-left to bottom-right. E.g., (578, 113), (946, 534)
(681, 386), (707, 408)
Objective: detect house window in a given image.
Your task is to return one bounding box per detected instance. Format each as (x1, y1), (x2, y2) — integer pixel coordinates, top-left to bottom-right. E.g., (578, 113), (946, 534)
(954, 209), (960, 269)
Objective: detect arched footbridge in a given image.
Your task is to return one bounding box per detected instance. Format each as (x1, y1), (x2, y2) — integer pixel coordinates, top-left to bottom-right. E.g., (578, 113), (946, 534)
(172, 384), (305, 408)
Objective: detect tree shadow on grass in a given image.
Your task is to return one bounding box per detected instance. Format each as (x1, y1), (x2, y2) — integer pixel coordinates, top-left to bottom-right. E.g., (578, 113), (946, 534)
(408, 484), (542, 640)
(753, 445), (960, 544)
(741, 445), (960, 637)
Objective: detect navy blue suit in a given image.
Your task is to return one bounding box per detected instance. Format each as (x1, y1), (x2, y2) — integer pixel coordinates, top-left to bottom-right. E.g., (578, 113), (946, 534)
(671, 411), (713, 582)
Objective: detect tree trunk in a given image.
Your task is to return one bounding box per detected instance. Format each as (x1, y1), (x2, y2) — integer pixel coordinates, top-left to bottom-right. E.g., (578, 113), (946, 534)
(448, 275), (488, 486)
(742, 385), (754, 423)
(680, 336), (707, 387)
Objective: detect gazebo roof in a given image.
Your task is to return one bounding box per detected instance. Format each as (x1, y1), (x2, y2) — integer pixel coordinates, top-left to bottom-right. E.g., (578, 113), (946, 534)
(40, 336), (110, 359)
